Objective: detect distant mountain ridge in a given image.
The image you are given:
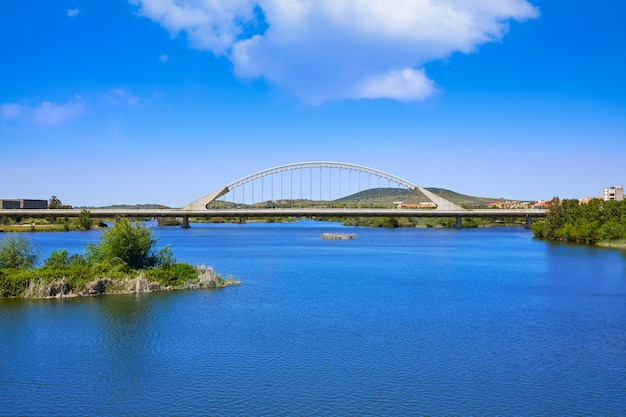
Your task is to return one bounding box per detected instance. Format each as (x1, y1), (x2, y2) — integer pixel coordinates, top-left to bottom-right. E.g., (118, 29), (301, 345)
(336, 187), (517, 207)
(77, 204), (172, 210)
(424, 188), (500, 206)
(79, 189), (523, 209)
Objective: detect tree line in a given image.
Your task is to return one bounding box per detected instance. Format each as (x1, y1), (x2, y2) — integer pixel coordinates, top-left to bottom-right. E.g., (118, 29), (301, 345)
(532, 198), (626, 244)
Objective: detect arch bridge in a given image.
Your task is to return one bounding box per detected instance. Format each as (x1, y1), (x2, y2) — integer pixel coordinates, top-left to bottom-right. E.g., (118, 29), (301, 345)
(0, 162), (546, 230)
(183, 161), (463, 211)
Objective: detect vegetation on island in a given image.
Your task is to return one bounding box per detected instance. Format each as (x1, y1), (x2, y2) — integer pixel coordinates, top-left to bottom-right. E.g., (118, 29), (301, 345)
(531, 197), (626, 247)
(0, 218), (238, 298)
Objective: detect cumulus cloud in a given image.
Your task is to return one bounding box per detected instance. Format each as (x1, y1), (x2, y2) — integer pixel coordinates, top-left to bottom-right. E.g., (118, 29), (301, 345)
(131, 0), (539, 103)
(353, 68), (437, 102)
(130, 0), (256, 55)
(67, 8), (80, 17)
(1, 99), (86, 126)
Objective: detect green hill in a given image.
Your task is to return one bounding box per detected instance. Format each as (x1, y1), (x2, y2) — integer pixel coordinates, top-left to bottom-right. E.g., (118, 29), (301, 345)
(335, 187), (510, 207)
(78, 204), (172, 210)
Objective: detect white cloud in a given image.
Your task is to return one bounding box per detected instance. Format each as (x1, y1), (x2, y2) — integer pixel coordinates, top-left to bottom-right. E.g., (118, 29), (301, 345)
(353, 68), (437, 102)
(1, 99), (86, 126)
(1, 103), (23, 118)
(104, 88), (139, 105)
(131, 0), (539, 103)
(130, 0), (256, 55)
(159, 53), (169, 63)
(67, 8), (80, 17)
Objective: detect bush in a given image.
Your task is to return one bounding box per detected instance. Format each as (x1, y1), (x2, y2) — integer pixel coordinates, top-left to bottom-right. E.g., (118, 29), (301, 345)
(143, 263), (198, 287)
(79, 209), (92, 230)
(0, 269), (32, 297)
(155, 245), (176, 268)
(598, 221), (625, 241)
(0, 236), (38, 269)
(90, 258), (134, 280)
(86, 218), (158, 269)
(44, 249), (71, 269)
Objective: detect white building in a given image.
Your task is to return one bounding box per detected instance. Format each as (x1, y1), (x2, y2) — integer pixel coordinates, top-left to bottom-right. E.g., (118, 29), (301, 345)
(602, 186), (624, 201)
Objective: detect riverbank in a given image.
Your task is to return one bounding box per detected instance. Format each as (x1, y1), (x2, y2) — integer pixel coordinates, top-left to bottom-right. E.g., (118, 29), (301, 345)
(597, 239), (626, 250)
(0, 222), (108, 233)
(1, 266), (240, 299)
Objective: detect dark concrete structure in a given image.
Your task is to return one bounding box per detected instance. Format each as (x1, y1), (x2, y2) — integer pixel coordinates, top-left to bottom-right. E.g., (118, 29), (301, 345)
(0, 199), (48, 209)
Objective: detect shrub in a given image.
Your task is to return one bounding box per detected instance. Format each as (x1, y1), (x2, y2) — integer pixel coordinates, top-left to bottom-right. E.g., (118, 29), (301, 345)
(44, 249), (71, 269)
(86, 218), (157, 269)
(79, 209), (92, 230)
(155, 245), (176, 268)
(598, 221), (625, 241)
(0, 269), (32, 297)
(143, 263), (198, 287)
(0, 236), (38, 269)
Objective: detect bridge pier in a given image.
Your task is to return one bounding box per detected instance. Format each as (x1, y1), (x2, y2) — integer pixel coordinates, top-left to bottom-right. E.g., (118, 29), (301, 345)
(525, 215), (533, 229)
(181, 216), (190, 229)
(455, 216), (463, 229)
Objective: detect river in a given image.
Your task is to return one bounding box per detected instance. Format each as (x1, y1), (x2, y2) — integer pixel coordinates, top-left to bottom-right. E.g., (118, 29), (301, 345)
(1, 221), (625, 416)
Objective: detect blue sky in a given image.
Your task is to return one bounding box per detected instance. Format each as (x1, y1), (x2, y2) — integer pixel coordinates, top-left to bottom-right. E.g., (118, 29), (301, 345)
(1, 0), (625, 207)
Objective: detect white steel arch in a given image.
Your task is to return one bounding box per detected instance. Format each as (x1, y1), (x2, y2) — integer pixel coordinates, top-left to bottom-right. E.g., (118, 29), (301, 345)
(183, 161), (463, 210)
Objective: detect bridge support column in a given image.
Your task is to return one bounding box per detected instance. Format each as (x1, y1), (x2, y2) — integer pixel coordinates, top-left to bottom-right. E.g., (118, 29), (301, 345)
(181, 216), (190, 229)
(455, 216), (463, 229)
(525, 215), (532, 229)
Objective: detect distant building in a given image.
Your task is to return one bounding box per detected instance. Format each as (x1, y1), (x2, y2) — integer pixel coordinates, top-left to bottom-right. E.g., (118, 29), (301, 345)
(489, 200), (528, 209)
(533, 200), (552, 209)
(602, 186), (624, 201)
(0, 199), (48, 209)
(579, 196), (597, 204)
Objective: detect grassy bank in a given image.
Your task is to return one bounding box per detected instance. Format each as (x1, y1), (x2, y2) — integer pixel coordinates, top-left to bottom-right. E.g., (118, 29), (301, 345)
(597, 239), (626, 250)
(0, 264), (239, 299)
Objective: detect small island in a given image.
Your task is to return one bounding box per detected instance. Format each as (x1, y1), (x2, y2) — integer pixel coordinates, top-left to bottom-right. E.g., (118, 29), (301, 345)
(322, 233), (357, 240)
(0, 218), (239, 299)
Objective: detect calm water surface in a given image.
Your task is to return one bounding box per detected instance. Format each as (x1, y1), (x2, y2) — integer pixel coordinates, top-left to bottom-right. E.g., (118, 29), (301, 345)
(1, 221), (625, 416)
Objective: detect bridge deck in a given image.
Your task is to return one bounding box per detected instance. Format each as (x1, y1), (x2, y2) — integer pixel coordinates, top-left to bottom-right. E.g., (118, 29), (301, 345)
(0, 208), (546, 218)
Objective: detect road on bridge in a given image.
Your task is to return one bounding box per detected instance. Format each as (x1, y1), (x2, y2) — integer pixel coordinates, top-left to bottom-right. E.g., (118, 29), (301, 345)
(1, 208), (546, 219)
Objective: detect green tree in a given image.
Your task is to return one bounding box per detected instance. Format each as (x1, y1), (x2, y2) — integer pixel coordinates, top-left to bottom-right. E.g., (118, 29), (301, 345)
(43, 249), (70, 269)
(543, 197), (563, 239)
(155, 245), (176, 268)
(534, 197), (625, 244)
(79, 209), (92, 230)
(581, 198), (602, 224)
(601, 200), (621, 224)
(86, 218), (158, 269)
(561, 199), (581, 227)
(531, 220), (544, 237)
(48, 195), (63, 209)
(598, 221), (625, 241)
(0, 236), (38, 269)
